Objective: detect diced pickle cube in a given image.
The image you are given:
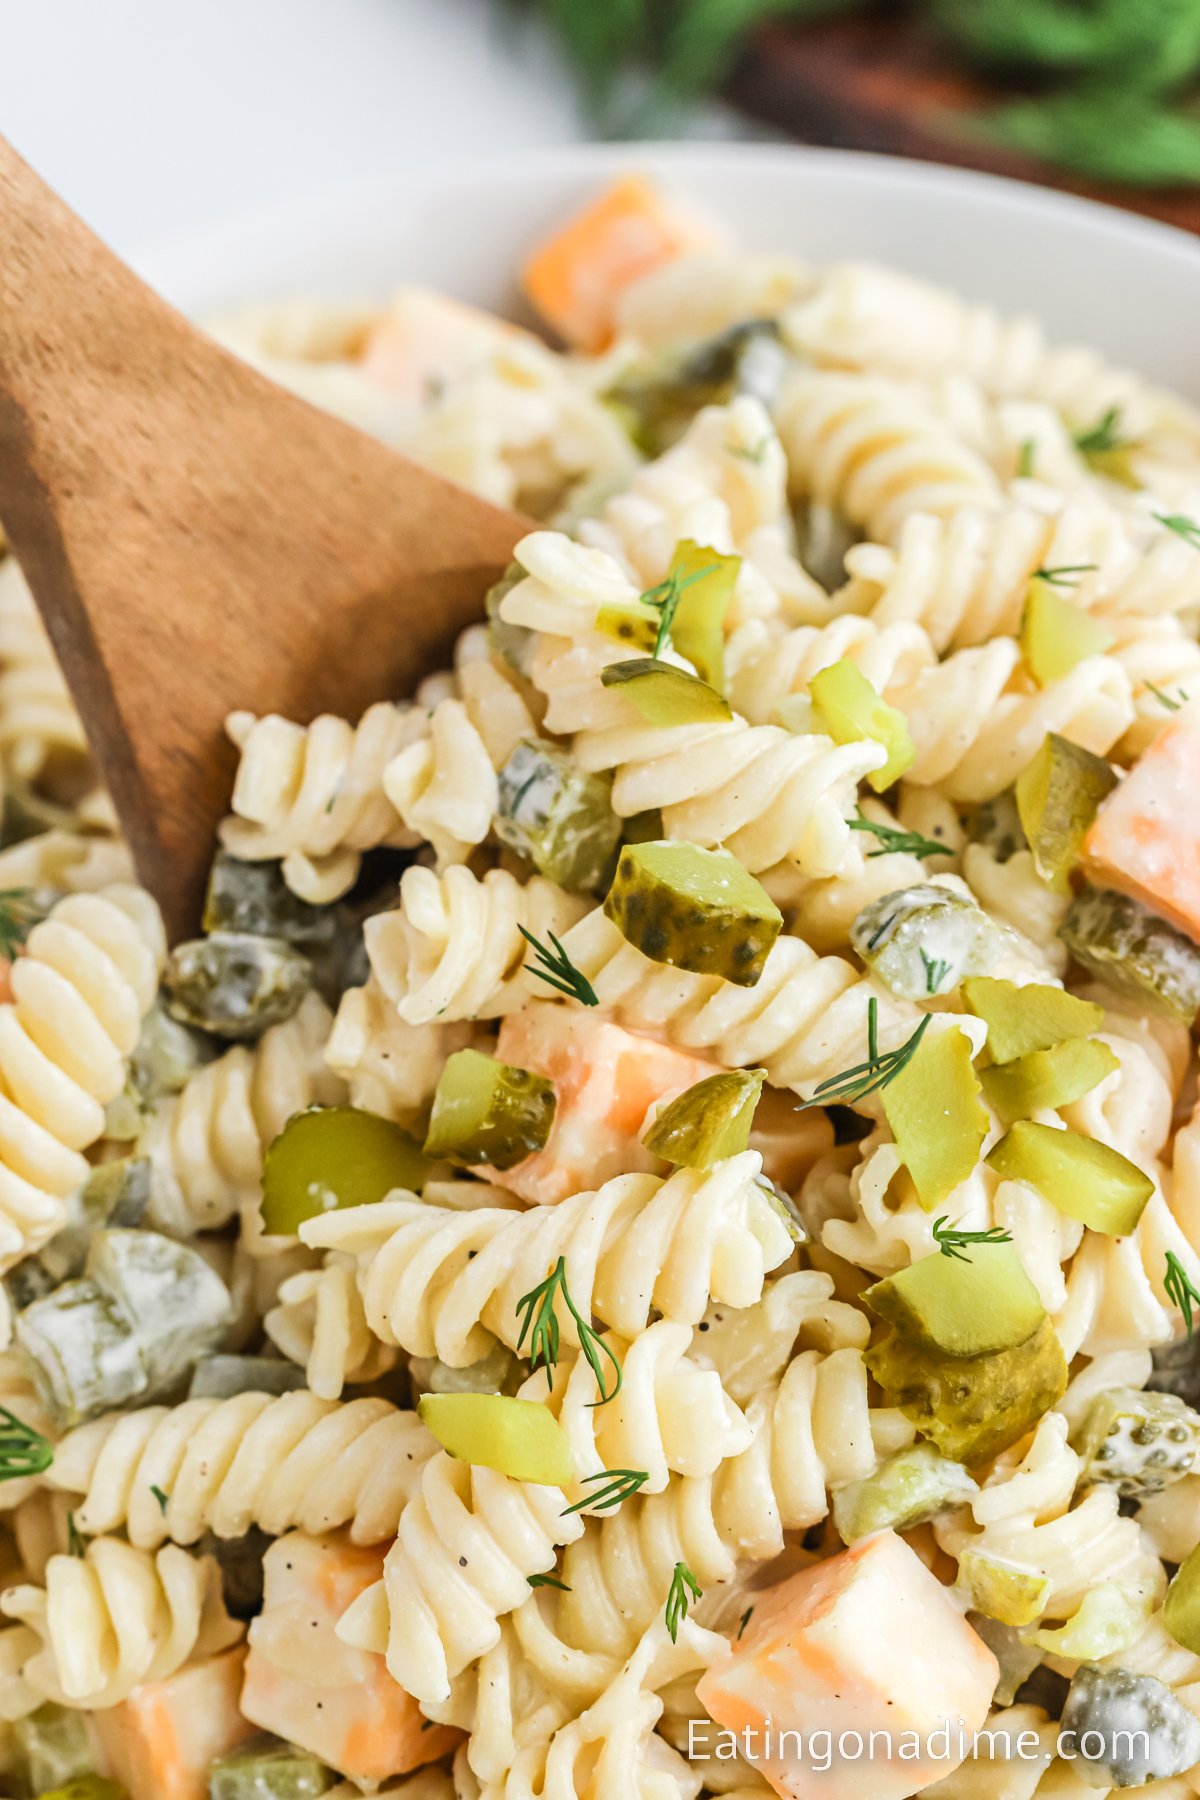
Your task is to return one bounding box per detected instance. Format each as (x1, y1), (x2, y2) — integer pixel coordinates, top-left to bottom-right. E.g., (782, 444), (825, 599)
(408, 1343), (524, 1400)
(1164, 1541), (1200, 1654)
(642, 1069), (765, 1169)
(1020, 587), (1113, 687)
(424, 1048), (556, 1171)
(968, 791), (1027, 864)
(494, 738), (621, 895)
(866, 1317), (1067, 1464)
(1060, 886), (1200, 1023)
(1024, 1584), (1152, 1660)
(418, 1392), (573, 1485)
(209, 1734), (335, 1799)
(956, 1550), (1050, 1628)
(968, 1614), (1044, 1707)
(603, 319), (783, 457)
(11, 1703), (92, 1796)
(260, 1106), (431, 1237)
(986, 1121), (1154, 1236)
(164, 932), (311, 1041)
(204, 851), (335, 947)
(603, 841), (782, 986)
(864, 1245), (1045, 1358)
(831, 1442), (978, 1544)
(851, 885), (1009, 1000)
(961, 977), (1104, 1064)
(16, 1278), (147, 1428)
(1148, 1335), (1200, 1408)
(595, 597), (660, 657)
(38, 1781), (128, 1800)
(880, 1025), (989, 1210)
(486, 561), (538, 676)
(667, 540), (740, 691)
(1060, 1664), (1200, 1788)
(1015, 733), (1118, 890)
(600, 657), (732, 726)
(981, 1036), (1119, 1121)
(189, 1357), (309, 1401)
(87, 1230), (233, 1394)
(128, 998), (213, 1103)
(1073, 1387), (1200, 1497)
(809, 659), (915, 792)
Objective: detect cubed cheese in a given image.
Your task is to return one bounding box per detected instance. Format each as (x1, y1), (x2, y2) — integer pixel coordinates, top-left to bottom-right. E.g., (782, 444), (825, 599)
(697, 1530), (998, 1800)
(241, 1532), (459, 1786)
(520, 175), (726, 350)
(88, 1646), (254, 1800)
(1084, 698), (1200, 943)
(493, 1007), (717, 1203)
(359, 288), (531, 405)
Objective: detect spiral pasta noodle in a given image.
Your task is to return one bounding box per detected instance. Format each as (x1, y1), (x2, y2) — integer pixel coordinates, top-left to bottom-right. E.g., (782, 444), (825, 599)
(382, 696), (498, 868)
(265, 1250), (400, 1399)
(46, 1390), (435, 1548)
(324, 976), (478, 1129)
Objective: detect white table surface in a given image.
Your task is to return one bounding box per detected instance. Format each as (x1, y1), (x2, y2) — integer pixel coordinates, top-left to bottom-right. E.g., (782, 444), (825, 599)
(2, 0), (751, 252)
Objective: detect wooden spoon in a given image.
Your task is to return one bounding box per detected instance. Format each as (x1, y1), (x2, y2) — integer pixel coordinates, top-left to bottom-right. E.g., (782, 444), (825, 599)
(0, 136), (530, 940)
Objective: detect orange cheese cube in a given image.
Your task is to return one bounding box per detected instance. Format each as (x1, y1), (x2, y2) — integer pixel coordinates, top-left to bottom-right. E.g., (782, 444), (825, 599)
(1084, 697), (1200, 942)
(242, 1532), (460, 1786)
(697, 1531), (998, 1800)
(88, 1646), (254, 1800)
(493, 1005), (717, 1203)
(520, 175), (725, 350)
(360, 288), (530, 404)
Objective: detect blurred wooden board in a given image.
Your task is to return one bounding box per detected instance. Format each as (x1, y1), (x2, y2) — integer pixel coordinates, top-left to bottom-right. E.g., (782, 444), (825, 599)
(729, 13), (1200, 236)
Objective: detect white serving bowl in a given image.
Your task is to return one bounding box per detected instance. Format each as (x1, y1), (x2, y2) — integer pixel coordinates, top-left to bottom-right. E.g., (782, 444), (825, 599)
(135, 142), (1200, 397)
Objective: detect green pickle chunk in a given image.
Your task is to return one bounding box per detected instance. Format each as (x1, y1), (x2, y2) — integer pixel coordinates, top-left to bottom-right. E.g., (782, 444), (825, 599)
(1164, 1542), (1200, 1654)
(189, 1356), (308, 1400)
(809, 659), (914, 792)
(642, 1070), (765, 1169)
(418, 1392), (573, 1485)
(37, 1781), (128, 1800)
(1026, 1584), (1151, 1660)
(1060, 1664), (1200, 1787)
(1073, 1387), (1200, 1497)
(957, 1550), (1050, 1628)
(424, 1049), (555, 1170)
(1020, 588), (1113, 687)
(261, 1106), (431, 1236)
(986, 1121), (1154, 1236)
(981, 1037), (1119, 1121)
(600, 658), (732, 727)
(409, 1342), (524, 1401)
(1061, 887), (1200, 1023)
(163, 932), (310, 1040)
(1015, 733), (1118, 890)
(603, 841), (782, 986)
(209, 1735), (335, 1798)
(961, 977), (1104, 1064)
(831, 1442), (977, 1544)
(851, 885), (1009, 1001)
(203, 852), (334, 948)
(11, 1704), (92, 1797)
(866, 1316), (1067, 1464)
(603, 320), (783, 457)
(667, 540), (740, 691)
(495, 739), (621, 895)
(486, 561), (538, 676)
(865, 1244), (1044, 1358)
(880, 1026), (989, 1210)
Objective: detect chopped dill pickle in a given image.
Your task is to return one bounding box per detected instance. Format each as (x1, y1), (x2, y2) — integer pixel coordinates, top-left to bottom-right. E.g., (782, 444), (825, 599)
(600, 658), (732, 726)
(486, 561), (538, 676)
(1020, 585), (1114, 686)
(666, 540), (740, 691)
(643, 1069), (766, 1168)
(11, 1705), (92, 1796)
(87, 1231), (232, 1394)
(880, 1025), (988, 1209)
(128, 998), (212, 1103)
(866, 1316), (1067, 1464)
(603, 841), (782, 986)
(418, 1392), (573, 1485)
(163, 932), (310, 1040)
(969, 790), (1027, 864)
(961, 977), (1105, 1064)
(1164, 1542), (1200, 1654)
(209, 1737), (335, 1799)
(987, 1121), (1154, 1235)
(957, 1550), (1051, 1627)
(203, 850), (334, 947)
(424, 1048), (556, 1170)
(189, 1355), (308, 1400)
(831, 1442), (978, 1544)
(38, 1780), (129, 1800)
(16, 1279), (146, 1427)
(1014, 734), (1117, 891)
(4, 1158), (152, 1313)
(809, 659), (915, 792)
(1148, 1335), (1200, 1409)
(595, 598), (660, 657)
(1073, 1387), (1200, 1497)
(261, 1105), (431, 1235)
(1026, 1584), (1151, 1660)
(981, 1036), (1119, 1122)
(865, 1244), (1045, 1358)
(409, 1342), (524, 1400)
(495, 738), (621, 895)
(1061, 887), (1200, 1023)
(1060, 1664), (1200, 1788)
(851, 886), (1007, 1000)
(969, 1614), (1044, 1706)
(603, 318), (784, 457)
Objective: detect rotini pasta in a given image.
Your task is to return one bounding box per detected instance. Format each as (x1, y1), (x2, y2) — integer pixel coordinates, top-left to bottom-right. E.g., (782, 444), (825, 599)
(265, 1250), (401, 1398)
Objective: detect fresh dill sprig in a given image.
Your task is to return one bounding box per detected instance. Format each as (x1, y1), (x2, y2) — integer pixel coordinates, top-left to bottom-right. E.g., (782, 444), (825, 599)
(639, 561), (719, 659)
(848, 811), (954, 861)
(1031, 563), (1098, 589)
(1165, 1250), (1200, 1335)
(67, 1513), (87, 1558)
(0, 890), (43, 962)
(737, 1606), (754, 1640)
(151, 1484), (169, 1515)
(797, 999), (931, 1112)
(0, 1406), (54, 1484)
(1073, 406), (1135, 458)
(528, 1572), (572, 1591)
(932, 1216), (1015, 1263)
(519, 927), (599, 1007)
(665, 1561), (702, 1643)
(562, 1468), (650, 1516)
(920, 949), (952, 994)
(1146, 681), (1189, 713)
(1155, 513), (1200, 551)
(1016, 439), (1037, 479)
(515, 1256), (623, 1404)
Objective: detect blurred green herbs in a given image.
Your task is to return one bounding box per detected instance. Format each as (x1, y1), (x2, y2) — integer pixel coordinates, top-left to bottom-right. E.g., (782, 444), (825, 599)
(512, 0), (1200, 187)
